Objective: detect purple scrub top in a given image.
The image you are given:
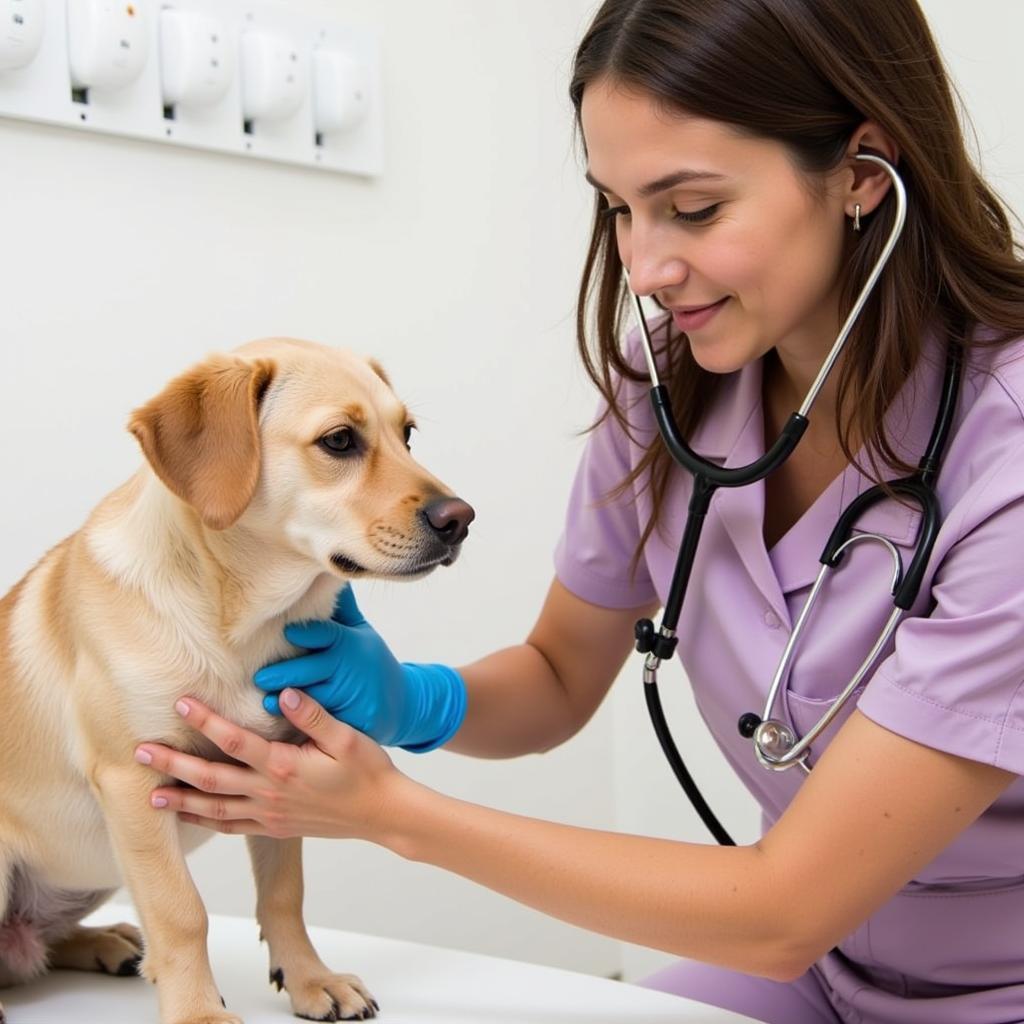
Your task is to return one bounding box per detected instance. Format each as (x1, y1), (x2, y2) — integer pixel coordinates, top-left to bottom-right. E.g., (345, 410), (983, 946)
(554, 325), (1024, 1023)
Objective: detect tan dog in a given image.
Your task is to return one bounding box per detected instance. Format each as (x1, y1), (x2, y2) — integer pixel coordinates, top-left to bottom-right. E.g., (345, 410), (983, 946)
(0, 338), (474, 1024)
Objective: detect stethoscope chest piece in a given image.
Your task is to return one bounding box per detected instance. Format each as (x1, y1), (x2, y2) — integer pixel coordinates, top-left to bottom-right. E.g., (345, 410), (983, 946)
(753, 720), (805, 771)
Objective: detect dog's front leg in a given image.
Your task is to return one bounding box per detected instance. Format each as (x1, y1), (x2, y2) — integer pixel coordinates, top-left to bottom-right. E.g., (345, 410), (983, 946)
(94, 764), (241, 1024)
(247, 835), (377, 1021)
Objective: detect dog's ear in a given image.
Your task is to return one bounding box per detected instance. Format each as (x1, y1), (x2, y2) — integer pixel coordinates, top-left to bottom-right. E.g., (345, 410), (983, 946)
(367, 357), (392, 388)
(128, 355), (276, 530)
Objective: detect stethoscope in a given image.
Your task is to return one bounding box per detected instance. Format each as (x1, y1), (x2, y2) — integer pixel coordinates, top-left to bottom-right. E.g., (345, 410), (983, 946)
(625, 155), (964, 846)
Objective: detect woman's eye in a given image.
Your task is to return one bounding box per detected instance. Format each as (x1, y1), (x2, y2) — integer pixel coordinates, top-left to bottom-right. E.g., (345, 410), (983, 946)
(674, 203), (720, 224)
(319, 428), (356, 455)
(602, 202), (720, 225)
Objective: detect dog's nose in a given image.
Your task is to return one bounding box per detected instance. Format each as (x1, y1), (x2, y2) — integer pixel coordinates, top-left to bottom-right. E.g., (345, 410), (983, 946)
(421, 497), (475, 546)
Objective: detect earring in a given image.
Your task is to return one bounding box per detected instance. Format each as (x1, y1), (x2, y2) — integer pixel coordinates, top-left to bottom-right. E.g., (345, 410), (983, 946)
(853, 203), (862, 233)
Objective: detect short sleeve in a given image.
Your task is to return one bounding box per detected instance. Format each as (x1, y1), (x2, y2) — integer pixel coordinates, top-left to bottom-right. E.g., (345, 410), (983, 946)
(553, 397), (658, 610)
(858, 486), (1024, 775)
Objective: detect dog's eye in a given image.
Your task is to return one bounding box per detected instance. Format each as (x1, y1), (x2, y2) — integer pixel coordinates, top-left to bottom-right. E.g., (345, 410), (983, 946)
(319, 428), (356, 455)
(403, 423), (414, 450)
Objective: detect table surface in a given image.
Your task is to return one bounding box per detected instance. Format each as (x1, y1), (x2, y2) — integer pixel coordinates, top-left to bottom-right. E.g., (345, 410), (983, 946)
(1, 904), (759, 1024)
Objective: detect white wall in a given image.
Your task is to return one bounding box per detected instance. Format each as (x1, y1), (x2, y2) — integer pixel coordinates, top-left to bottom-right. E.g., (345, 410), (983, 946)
(2, 0), (1022, 992)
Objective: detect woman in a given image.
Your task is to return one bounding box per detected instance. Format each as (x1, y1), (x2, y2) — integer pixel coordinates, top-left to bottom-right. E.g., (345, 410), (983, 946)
(135, 1), (1024, 1021)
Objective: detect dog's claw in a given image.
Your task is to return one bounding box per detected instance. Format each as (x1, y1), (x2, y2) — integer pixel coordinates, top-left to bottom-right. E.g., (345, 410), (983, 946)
(270, 967), (285, 992)
(296, 1006), (341, 1023)
(96, 953), (141, 978)
(115, 952), (143, 976)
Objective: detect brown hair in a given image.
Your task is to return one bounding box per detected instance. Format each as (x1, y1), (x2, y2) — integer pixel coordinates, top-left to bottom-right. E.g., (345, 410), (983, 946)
(569, 0), (1024, 558)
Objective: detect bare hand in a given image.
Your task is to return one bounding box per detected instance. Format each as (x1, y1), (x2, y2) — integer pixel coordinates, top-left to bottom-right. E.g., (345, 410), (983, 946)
(135, 689), (402, 841)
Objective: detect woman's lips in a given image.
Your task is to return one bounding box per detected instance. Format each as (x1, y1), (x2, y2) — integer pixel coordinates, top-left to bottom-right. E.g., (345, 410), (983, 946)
(670, 297), (729, 332)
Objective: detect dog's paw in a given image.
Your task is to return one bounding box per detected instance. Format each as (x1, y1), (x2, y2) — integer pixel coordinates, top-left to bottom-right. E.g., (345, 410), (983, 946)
(49, 922), (145, 977)
(274, 968), (378, 1021)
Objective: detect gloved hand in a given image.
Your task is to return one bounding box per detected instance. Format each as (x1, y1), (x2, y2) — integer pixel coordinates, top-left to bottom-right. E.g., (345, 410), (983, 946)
(254, 586), (467, 753)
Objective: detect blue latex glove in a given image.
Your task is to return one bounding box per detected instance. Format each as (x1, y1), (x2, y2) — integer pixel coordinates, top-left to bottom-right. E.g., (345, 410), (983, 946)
(254, 586), (467, 753)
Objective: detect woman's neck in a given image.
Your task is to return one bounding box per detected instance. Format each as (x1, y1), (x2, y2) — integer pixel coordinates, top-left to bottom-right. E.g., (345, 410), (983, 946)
(762, 348), (852, 457)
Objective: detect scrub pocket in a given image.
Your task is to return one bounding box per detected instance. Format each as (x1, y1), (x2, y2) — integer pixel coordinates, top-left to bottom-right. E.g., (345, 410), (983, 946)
(780, 687), (866, 767)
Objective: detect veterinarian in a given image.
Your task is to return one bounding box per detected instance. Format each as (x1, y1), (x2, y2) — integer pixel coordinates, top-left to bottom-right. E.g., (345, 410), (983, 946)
(136, 1), (1024, 1021)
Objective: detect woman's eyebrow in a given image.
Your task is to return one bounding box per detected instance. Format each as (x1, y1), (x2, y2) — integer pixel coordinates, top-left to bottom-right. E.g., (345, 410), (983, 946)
(585, 167), (727, 198)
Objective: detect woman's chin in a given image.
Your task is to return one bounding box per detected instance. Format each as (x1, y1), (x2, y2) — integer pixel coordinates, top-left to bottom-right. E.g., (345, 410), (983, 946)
(688, 344), (755, 377)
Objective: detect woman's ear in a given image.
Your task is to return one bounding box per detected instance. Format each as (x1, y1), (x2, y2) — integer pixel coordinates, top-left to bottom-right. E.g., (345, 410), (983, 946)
(128, 354), (275, 530)
(843, 121), (901, 221)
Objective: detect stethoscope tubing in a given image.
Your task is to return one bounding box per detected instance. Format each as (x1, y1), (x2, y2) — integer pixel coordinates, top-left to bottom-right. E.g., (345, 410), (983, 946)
(624, 155), (961, 844)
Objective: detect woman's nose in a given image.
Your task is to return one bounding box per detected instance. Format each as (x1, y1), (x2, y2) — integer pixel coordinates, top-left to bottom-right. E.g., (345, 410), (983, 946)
(622, 229), (688, 297)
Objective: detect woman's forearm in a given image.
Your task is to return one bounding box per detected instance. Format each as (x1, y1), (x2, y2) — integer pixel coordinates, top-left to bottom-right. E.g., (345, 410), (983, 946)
(380, 776), (802, 982)
(444, 644), (579, 758)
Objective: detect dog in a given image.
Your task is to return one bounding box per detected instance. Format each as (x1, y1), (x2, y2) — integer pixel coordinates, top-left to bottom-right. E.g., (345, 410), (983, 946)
(0, 338), (474, 1023)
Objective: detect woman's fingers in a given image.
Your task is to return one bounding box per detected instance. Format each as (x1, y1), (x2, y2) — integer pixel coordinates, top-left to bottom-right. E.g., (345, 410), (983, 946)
(332, 584), (368, 627)
(278, 687), (357, 754)
(282, 619), (343, 652)
(254, 646), (339, 692)
(150, 786), (262, 831)
(179, 697), (275, 768)
(140, 689), (396, 844)
(136, 697), (273, 777)
(263, 683), (337, 720)
(178, 812), (267, 835)
(135, 741), (257, 796)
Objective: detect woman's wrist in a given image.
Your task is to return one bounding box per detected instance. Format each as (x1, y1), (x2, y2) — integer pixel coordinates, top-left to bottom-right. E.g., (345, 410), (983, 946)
(374, 772), (439, 860)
